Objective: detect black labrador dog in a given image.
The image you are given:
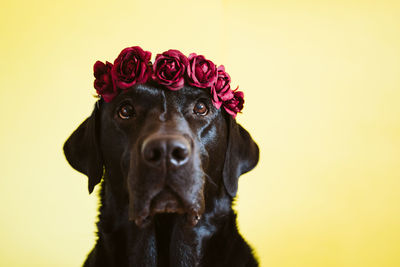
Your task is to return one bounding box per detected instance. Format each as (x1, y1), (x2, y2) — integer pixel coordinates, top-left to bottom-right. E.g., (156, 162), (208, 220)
(64, 83), (259, 266)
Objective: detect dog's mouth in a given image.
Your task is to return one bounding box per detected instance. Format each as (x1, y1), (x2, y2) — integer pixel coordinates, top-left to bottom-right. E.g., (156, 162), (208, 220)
(131, 187), (202, 228)
(150, 188), (185, 215)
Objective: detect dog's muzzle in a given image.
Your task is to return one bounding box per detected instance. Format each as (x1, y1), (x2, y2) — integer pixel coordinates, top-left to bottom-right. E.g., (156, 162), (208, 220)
(128, 133), (204, 228)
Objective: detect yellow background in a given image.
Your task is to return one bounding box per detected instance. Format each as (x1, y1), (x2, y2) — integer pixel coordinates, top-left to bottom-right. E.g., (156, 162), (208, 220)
(1, 0), (399, 266)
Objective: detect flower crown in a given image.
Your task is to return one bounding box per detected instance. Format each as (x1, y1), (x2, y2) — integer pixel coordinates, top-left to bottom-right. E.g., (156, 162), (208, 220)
(93, 46), (244, 118)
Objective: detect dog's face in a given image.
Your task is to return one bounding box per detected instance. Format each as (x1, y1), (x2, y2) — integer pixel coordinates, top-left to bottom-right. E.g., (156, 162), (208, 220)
(64, 84), (259, 227)
(100, 84), (229, 226)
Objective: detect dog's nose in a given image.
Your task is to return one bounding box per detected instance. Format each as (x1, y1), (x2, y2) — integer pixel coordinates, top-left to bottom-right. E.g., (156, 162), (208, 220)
(141, 135), (191, 167)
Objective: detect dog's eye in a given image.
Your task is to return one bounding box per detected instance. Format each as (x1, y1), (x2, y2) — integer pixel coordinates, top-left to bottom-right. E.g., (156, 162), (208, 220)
(193, 101), (208, 116)
(118, 104), (135, 120)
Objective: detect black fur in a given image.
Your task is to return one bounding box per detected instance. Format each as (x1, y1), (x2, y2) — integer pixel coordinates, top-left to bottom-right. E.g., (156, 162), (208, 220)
(64, 84), (259, 266)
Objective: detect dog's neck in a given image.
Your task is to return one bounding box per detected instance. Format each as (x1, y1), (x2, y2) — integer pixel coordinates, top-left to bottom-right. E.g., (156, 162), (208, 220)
(93, 173), (235, 267)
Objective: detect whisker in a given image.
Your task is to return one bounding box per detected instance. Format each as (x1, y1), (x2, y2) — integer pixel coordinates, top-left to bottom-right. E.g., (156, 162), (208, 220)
(204, 172), (217, 188)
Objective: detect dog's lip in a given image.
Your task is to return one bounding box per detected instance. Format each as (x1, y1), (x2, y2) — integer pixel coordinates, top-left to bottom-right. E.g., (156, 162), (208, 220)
(149, 188), (185, 215)
(131, 187), (202, 228)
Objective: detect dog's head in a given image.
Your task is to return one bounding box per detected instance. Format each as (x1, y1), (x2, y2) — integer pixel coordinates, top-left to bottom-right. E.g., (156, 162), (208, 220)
(64, 46), (259, 227)
(64, 84), (258, 227)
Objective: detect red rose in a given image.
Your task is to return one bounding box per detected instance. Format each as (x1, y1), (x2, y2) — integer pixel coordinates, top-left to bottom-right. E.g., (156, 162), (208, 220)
(152, 49), (188, 90)
(210, 65), (234, 109)
(111, 46), (152, 90)
(93, 61), (117, 103)
(187, 53), (217, 88)
(223, 90), (244, 118)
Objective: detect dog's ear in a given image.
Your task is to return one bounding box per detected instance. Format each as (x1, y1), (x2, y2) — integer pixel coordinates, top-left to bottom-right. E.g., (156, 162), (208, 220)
(223, 115), (259, 197)
(63, 101), (104, 194)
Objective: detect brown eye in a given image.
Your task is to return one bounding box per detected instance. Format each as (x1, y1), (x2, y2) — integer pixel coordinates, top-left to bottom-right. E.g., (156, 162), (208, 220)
(193, 101), (208, 116)
(118, 104), (135, 120)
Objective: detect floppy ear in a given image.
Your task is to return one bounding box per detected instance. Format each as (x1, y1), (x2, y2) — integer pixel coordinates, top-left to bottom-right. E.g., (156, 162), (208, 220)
(63, 101), (104, 194)
(223, 116), (259, 197)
